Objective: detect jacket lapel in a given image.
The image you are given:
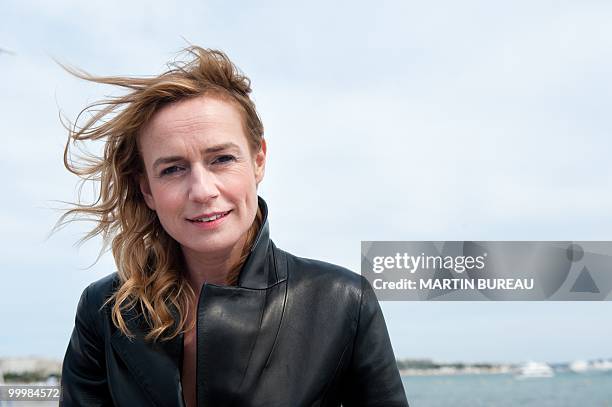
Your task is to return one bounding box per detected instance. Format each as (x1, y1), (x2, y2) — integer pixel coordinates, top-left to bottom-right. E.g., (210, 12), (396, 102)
(109, 305), (185, 407)
(195, 284), (267, 402)
(196, 271), (287, 403)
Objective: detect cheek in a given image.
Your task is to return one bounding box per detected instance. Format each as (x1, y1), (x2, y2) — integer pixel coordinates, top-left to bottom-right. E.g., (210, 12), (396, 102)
(151, 184), (185, 212)
(221, 167), (258, 197)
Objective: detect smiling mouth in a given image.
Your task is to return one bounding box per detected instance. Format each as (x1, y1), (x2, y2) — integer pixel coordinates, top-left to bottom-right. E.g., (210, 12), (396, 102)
(188, 210), (231, 223)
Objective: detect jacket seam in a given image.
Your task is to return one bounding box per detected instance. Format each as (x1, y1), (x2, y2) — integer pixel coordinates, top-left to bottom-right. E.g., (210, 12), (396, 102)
(263, 248), (289, 369)
(321, 276), (364, 404)
(233, 288), (268, 401)
(335, 276), (365, 405)
(348, 276), (366, 364)
(319, 334), (352, 404)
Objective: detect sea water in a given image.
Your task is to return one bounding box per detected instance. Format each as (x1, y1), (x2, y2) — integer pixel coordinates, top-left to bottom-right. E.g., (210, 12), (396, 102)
(402, 371), (612, 407)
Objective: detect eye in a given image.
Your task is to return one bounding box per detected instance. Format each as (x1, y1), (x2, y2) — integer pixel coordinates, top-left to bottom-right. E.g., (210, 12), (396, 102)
(160, 165), (184, 176)
(212, 155), (236, 165)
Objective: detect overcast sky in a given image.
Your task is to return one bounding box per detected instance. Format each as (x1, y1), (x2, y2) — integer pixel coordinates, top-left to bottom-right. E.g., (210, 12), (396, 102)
(1, 0), (611, 364)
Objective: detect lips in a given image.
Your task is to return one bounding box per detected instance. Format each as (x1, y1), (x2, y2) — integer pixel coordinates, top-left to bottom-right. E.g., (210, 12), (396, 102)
(188, 210), (232, 223)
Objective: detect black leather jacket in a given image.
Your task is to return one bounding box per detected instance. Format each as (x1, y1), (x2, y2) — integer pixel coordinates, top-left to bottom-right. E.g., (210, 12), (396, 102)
(60, 198), (409, 406)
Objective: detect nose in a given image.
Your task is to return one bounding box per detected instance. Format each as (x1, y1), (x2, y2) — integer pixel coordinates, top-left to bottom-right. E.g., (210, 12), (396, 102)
(188, 165), (219, 203)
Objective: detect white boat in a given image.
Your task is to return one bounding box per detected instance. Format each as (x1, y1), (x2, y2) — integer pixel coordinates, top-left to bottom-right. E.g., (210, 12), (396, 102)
(569, 360), (590, 373)
(592, 360), (612, 371)
(515, 361), (555, 378)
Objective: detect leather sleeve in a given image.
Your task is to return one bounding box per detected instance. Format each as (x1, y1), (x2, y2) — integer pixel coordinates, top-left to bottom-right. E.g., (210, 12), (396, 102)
(340, 276), (409, 407)
(60, 284), (113, 406)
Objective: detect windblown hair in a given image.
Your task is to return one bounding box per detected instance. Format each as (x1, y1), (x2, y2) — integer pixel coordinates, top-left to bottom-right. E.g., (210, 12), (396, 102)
(58, 46), (264, 342)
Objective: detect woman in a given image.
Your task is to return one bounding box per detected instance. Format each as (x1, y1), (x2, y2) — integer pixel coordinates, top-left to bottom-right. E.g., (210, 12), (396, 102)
(59, 46), (408, 406)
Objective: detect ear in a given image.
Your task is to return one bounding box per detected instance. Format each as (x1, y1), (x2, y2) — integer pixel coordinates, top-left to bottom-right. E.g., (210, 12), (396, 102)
(254, 138), (267, 185)
(139, 173), (156, 211)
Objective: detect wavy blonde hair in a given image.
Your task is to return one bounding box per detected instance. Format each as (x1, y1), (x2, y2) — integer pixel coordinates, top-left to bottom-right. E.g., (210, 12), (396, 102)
(58, 46), (265, 342)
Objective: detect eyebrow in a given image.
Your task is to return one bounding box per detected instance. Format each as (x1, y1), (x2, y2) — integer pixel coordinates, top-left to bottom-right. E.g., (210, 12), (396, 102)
(152, 142), (240, 171)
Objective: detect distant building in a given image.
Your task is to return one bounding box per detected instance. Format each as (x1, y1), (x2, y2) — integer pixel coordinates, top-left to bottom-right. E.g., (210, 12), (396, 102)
(0, 357), (61, 377)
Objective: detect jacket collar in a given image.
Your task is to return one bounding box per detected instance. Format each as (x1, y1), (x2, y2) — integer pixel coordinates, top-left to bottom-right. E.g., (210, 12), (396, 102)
(237, 196), (279, 289)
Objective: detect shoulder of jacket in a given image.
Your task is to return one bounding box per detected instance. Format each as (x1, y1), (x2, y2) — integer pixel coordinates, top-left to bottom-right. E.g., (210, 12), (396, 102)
(82, 272), (120, 311)
(277, 248), (366, 293)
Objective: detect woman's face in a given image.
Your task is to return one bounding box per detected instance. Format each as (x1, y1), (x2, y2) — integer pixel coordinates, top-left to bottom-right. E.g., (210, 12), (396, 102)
(138, 94), (266, 257)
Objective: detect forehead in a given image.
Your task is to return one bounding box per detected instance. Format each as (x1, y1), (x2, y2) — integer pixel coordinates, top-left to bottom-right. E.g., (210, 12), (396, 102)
(139, 95), (247, 153)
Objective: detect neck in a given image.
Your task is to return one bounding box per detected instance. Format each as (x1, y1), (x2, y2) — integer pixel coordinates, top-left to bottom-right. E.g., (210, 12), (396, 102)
(180, 205), (264, 298)
(181, 233), (248, 296)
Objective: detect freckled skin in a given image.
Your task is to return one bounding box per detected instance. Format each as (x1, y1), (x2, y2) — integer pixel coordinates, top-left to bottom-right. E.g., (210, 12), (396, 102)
(138, 96), (266, 407)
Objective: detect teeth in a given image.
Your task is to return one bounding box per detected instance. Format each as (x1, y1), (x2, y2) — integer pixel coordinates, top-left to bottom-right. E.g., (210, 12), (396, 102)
(193, 212), (226, 222)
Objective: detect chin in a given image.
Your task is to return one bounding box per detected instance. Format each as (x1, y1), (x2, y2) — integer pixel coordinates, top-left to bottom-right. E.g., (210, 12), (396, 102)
(182, 233), (244, 255)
